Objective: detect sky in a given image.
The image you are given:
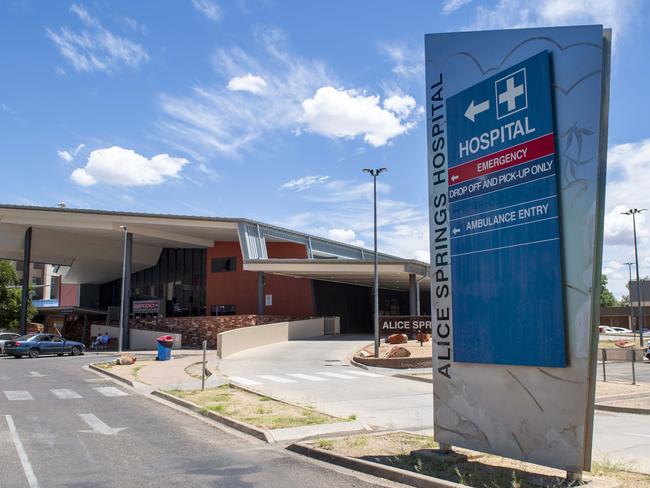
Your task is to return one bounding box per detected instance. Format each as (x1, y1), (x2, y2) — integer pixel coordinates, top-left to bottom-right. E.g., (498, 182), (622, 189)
(0, 0), (648, 298)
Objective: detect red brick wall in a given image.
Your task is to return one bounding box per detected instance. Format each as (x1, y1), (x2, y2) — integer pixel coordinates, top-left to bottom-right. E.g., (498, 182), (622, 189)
(127, 315), (307, 348)
(206, 241), (314, 317)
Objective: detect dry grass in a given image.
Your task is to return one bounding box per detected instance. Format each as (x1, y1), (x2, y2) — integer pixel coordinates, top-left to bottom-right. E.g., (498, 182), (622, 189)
(166, 385), (343, 429)
(310, 432), (650, 488)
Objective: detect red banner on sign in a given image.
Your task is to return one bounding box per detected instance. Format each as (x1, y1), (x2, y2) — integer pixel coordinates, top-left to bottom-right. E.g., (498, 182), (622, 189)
(448, 133), (555, 186)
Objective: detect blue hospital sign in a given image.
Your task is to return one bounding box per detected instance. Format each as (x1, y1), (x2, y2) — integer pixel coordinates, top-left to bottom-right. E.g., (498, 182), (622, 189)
(446, 51), (566, 367)
(426, 25), (610, 472)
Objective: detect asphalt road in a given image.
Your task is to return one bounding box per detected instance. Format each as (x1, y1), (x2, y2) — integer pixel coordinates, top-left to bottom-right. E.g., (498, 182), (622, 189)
(599, 358), (650, 383)
(220, 335), (650, 474)
(0, 354), (399, 488)
(219, 335), (433, 431)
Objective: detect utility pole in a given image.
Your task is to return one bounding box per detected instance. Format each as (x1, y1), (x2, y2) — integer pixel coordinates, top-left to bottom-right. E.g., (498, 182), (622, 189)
(622, 209), (646, 346)
(625, 261), (635, 339)
(363, 167), (387, 358)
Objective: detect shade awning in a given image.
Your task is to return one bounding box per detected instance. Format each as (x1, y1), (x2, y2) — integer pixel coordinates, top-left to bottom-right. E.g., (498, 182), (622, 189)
(243, 259), (430, 291)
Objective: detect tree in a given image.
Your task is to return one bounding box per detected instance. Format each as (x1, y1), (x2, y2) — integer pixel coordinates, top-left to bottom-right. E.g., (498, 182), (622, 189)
(600, 274), (618, 308)
(0, 260), (37, 330)
(620, 295), (630, 306)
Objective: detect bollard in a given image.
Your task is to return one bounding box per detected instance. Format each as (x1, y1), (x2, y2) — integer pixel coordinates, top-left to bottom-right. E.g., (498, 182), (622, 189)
(601, 349), (607, 382)
(631, 349), (636, 386)
(201, 340), (207, 391)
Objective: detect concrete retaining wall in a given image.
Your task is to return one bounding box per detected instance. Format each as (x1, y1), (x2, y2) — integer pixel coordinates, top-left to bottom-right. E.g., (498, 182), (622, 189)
(91, 324), (183, 350)
(217, 318), (326, 358)
(599, 348), (645, 361)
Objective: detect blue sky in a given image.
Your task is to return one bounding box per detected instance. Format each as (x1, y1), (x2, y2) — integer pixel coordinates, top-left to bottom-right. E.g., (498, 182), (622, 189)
(0, 0), (648, 297)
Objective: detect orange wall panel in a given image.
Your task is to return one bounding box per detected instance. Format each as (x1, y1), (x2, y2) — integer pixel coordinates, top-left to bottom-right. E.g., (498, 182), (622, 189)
(206, 241), (314, 316)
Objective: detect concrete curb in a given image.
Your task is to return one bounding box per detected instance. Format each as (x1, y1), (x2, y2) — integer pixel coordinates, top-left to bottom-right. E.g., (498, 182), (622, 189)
(287, 442), (465, 488)
(394, 373), (433, 384)
(151, 390), (274, 442)
(595, 403), (650, 415)
(88, 363), (136, 387)
(350, 357), (370, 370)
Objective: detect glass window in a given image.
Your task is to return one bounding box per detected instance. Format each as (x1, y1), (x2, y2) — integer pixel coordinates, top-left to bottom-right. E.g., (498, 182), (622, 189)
(211, 257), (236, 272)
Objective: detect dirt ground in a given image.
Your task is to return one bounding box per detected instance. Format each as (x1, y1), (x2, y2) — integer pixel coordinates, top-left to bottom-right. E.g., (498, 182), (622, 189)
(167, 385), (344, 429)
(94, 359), (150, 383)
(311, 432), (650, 488)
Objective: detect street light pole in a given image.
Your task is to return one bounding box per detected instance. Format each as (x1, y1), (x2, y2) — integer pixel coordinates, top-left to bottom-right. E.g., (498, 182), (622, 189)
(118, 225), (128, 353)
(363, 167), (387, 358)
(624, 261), (635, 339)
(622, 209), (646, 346)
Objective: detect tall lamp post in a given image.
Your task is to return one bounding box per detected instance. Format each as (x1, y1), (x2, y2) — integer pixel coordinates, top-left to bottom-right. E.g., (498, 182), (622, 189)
(624, 261), (635, 339)
(622, 209), (646, 346)
(118, 225), (128, 353)
(363, 167), (387, 358)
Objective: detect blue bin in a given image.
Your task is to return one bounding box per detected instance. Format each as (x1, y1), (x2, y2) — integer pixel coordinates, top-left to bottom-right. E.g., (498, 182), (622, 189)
(157, 342), (172, 361)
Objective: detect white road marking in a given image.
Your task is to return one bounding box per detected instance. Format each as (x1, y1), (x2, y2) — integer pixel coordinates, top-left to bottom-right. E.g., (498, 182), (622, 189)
(287, 373), (328, 382)
(317, 372), (359, 380)
(340, 370), (385, 378)
(5, 415), (40, 488)
(257, 375), (296, 384)
(94, 387), (128, 397)
(50, 389), (82, 399)
(4, 390), (33, 401)
(229, 376), (262, 386)
(28, 371), (46, 377)
(78, 414), (127, 435)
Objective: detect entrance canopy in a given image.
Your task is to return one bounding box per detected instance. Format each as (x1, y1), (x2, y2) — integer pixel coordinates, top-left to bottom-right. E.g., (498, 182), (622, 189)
(244, 259), (430, 291)
(0, 205), (430, 291)
(0, 205), (239, 284)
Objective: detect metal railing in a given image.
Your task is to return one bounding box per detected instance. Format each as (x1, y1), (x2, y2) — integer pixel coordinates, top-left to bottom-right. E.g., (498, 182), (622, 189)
(598, 348), (645, 385)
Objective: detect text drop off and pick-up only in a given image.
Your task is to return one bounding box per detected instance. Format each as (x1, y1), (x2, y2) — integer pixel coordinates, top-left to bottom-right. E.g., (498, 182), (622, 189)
(444, 50), (566, 367)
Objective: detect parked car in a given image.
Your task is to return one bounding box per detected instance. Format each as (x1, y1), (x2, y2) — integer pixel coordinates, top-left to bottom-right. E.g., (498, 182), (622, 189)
(610, 327), (633, 334)
(645, 341), (650, 361)
(0, 332), (20, 354)
(4, 334), (85, 359)
(599, 326), (617, 334)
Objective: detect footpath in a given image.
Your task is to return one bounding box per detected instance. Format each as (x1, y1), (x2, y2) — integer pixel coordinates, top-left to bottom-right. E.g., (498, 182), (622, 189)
(91, 349), (222, 390)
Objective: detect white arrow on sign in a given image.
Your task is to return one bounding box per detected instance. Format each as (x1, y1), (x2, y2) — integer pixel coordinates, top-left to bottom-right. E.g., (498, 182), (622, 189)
(452, 227), (460, 235)
(451, 175), (459, 182)
(464, 99), (490, 122)
(78, 414), (127, 436)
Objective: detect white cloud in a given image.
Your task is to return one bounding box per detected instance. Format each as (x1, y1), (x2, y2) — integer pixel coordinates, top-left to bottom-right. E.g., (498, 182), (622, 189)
(57, 143), (85, 163)
(227, 74), (267, 94)
(442, 0), (473, 14)
(192, 0), (222, 22)
(46, 4), (148, 74)
(602, 138), (650, 297)
(383, 94), (416, 118)
(159, 27), (333, 156)
(58, 150), (74, 162)
(327, 228), (365, 247)
(301, 87), (417, 147)
(469, 0), (637, 46)
(281, 175), (330, 192)
(197, 162), (219, 180)
(377, 42), (423, 80)
(70, 146), (189, 187)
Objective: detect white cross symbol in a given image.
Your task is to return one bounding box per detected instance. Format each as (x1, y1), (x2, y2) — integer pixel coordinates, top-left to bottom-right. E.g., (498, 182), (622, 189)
(498, 77), (524, 112)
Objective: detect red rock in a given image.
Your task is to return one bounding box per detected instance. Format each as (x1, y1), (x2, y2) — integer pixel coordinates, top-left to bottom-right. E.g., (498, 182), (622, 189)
(415, 333), (431, 343)
(384, 346), (411, 358)
(117, 353), (136, 365)
(387, 333), (408, 344)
